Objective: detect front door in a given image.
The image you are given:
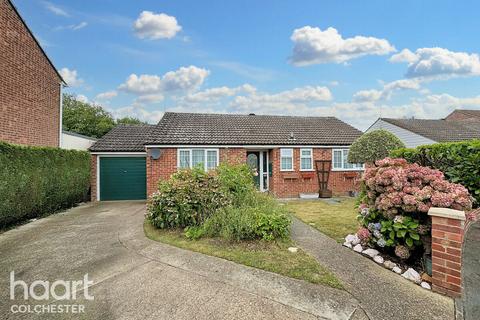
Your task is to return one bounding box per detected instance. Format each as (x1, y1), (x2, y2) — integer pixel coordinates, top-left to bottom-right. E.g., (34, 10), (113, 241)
(247, 151), (260, 188)
(246, 151), (269, 191)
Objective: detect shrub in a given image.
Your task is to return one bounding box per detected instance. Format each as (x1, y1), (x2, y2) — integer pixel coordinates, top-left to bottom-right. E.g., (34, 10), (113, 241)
(147, 163), (291, 241)
(356, 158), (472, 259)
(146, 167), (231, 229)
(391, 140), (480, 206)
(348, 129), (405, 164)
(0, 141), (90, 228)
(198, 193), (291, 241)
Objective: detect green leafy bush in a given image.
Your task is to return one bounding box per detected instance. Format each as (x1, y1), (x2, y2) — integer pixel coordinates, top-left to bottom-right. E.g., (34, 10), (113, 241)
(348, 129), (405, 164)
(197, 193), (291, 241)
(391, 140), (480, 206)
(0, 141), (90, 228)
(147, 163), (291, 241)
(146, 166), (231, 229)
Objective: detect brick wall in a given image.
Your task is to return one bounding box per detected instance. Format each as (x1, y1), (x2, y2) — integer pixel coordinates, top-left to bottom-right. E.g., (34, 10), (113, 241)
(428, 208), (465, 297)
(90, 155), (97, 202)
(0, 0), (61, 147)
(220, 148), (247, 165)
(147, 148), (177, 196)
(269, 148), (361, 198)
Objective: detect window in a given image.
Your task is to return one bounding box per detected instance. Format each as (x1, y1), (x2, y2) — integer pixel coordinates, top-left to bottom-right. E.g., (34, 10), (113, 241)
(332, 149), (364, 170)
(177, 149), (219, 171)
(300, 148), (313, 170)
(280, 148), (293, 171)
(179, 150), (190, 169)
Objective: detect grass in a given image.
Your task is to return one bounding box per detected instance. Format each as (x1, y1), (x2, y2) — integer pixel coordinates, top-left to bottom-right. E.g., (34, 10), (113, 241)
(144, 221), (343, 289)
(285, 197), (359, 243)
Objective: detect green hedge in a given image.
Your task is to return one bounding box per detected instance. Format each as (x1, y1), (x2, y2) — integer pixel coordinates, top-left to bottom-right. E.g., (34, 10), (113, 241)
(0, 141), (90, 228)
(390, 140), (480, 206)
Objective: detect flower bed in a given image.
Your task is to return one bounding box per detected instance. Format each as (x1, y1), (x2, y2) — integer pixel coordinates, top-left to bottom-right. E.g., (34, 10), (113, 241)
(344, 158), (473, 289)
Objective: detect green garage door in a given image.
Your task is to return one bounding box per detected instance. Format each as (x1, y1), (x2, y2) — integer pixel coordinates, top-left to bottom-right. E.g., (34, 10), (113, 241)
(99, 157), (146, 200)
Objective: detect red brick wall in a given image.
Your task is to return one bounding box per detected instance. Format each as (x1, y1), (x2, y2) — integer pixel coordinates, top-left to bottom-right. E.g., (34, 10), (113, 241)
(90, 155), (97, 202)
(430, 215), (465, 297)
(0, 0), (61, 147)
(147, 148), (177, 196)
(220, 148), (247, 165)
(269, 148), (361, 198)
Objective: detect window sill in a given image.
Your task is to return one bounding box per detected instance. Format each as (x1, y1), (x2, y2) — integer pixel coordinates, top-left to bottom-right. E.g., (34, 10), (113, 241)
(331, 168), (364, 172)
(299, 169), (314, 172)
(280, 169), (294, 172)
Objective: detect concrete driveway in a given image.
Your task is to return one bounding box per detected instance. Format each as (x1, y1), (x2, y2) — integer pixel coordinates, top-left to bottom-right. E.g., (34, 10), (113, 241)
(0, 201), (362, 320)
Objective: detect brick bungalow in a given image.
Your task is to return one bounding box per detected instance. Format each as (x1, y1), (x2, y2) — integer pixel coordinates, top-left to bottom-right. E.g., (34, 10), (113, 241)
(0, 0), (65, 147)
(89, 112), (363, 201)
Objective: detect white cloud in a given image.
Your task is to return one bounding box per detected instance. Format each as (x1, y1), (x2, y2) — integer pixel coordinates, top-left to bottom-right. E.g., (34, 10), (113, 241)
(71, 22), (88, 30)
(289, 26), (395, 66)
(118, 66), (209, 95)
(135, 94), (164, 103)
(59, 68), (83, 87)
(43, 1), (69, 17)
(390, 47), (480, 79)
(183, 84), (254, 103)
(353, 79), (420, 102)
(210, 61), (278, 82)
(75, 94), (88, 103)
(110, 104), (164, 124)
(95, 90), (118, 101)
(133, 11), (181, 40)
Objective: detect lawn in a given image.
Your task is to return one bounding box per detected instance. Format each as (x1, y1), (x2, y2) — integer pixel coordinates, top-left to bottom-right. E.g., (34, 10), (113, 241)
(285, 197), (359, 243)
(144, 221), (343, 289)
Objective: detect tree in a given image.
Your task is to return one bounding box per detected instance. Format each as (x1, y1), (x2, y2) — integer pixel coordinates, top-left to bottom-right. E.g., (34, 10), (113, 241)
(116, 117), (147, 125)
(348, 129), (405, 164)
(62, 94), (146, 138)
(63, 94), (115, 138)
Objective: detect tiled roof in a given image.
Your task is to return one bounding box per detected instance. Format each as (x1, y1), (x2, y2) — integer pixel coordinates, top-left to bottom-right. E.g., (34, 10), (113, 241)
(89, 124), (156, 152)
(381, 118), (480, 142)
(451, 109), (480, 120)
(146, 112), (362, 146)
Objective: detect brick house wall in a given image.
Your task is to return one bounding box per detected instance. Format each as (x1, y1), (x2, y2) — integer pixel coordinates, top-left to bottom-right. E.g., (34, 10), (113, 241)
(144, 147), (361, 198)
(91, 147), (361, 201)
(90, 155), (97, 202)
(0, 0), (62, 147)
(269, 148), (361, 198)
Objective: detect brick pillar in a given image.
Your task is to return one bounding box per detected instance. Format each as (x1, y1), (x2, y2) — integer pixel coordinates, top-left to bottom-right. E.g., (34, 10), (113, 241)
(90, 155), (97, 202)
(428, 207), (465, 297)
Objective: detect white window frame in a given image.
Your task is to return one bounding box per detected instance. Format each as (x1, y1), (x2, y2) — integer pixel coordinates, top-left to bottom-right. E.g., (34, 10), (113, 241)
(177, 148), (219, 172)
(280, 148), (294, 171)
(299, 148), (314, 171)
(331, 149), (364, 171)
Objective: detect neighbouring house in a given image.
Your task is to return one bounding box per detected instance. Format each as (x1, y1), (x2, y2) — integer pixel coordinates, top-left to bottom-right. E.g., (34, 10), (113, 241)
(0, 0), (65, 147)
(89, 112), (364, 201)
(367, 109), (480, 148)
(61, 131), (97, 151)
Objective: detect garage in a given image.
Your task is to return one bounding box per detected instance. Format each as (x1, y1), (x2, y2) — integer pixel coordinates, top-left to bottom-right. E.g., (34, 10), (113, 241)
(99, 157), (146, 200)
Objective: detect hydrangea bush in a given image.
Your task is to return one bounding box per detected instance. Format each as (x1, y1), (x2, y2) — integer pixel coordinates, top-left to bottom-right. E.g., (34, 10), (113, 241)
(357, 158), (472, 260)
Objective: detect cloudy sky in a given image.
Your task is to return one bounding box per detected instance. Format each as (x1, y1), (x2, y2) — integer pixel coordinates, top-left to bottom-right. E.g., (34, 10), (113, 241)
(16, 0), (480, 130)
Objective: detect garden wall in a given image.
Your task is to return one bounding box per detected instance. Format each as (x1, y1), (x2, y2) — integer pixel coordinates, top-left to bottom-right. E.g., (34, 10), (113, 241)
(0, 141), (90, 228)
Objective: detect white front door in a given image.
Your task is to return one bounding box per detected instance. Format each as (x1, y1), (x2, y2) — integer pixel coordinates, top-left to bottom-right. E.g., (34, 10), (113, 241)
(259, 151), (269, 192)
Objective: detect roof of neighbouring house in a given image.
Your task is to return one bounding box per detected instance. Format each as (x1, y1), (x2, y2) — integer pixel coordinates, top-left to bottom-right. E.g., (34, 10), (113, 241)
(89, 124), (156, 152)
(380, 118), (480, 142)
(145, 112), (362, 146)
(62, 130), (97, 141)
(447, 109), (480, 120)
